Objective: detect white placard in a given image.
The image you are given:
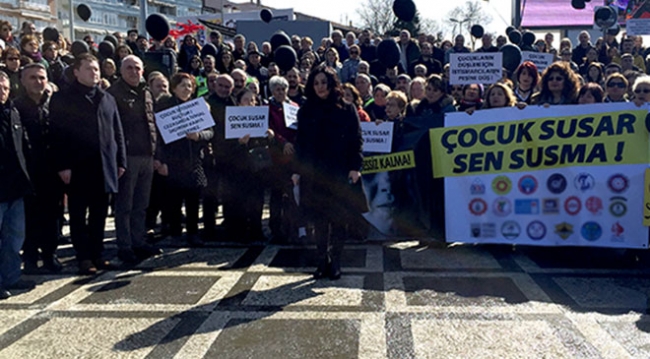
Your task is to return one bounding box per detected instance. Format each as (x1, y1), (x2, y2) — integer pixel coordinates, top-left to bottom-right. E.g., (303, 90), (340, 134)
(361, 121), (394, 154)
(155, 98), (215, 144)
(283, 102), (299, 130)
(625, 19), (650, 36)
(521, 51), (555, 73)
(225, 106), (269, 139)
(449, 53), (503, 85)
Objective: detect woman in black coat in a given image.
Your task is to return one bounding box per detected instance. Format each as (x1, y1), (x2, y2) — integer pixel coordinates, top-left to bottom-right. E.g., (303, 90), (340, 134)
(293, 66), (366, 280)
(155, 73), (213, 246)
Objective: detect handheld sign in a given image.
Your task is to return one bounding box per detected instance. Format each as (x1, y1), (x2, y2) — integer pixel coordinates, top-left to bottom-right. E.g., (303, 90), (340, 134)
(225, 106), (269, 139)
(522, 51), (554, 73)
(155, 98), (215, 144)
(361, 121), (394, 153)
(626, 19), (650, 36)
(449, 53), (503, 85)
(283, 102), (299, 129)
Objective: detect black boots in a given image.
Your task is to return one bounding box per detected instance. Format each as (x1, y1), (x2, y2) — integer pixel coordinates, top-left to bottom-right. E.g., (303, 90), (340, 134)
(313, 253), (342, 280)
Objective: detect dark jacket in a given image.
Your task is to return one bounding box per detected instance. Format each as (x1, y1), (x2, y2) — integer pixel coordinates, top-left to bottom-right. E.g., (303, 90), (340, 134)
(14, 92), (61, 193)
(400, 40), (421, 69)
(204, 92), (237, 166)
(409, 56), (443, 77)
(155, 95), (213, 189)
(413, 95), (456, 117)
(0, 100), (30, 202)
(49, 81), (127, 194)
(296, 98), (367, 214)
(107, 78), (156, 157)
(359, 43), (377, 63)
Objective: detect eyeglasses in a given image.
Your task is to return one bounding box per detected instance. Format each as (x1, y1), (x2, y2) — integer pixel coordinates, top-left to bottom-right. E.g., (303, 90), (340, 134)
(548, 76), (564, 82)
(607, 82), (626, 88)
(350, 51), (359, 55)
(634, 88), (650, 94)
(6, 57), (19, 61)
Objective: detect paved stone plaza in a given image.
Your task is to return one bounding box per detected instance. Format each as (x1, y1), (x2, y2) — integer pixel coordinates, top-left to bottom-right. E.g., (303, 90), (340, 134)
(1, 224), (650, 358)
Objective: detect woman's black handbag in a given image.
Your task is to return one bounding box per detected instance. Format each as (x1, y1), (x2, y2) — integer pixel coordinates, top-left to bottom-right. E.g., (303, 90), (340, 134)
(249, 146), (273, 173)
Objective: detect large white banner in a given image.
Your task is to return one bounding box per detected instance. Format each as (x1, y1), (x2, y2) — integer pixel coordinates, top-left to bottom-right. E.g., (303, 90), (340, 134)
(155, 98), (215, 144)
(449, 53), (503, 85)
(434, 103), (650, 249)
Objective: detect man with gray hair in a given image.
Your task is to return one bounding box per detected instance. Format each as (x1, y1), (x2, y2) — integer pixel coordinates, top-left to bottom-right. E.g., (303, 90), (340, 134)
(330, 30), (349, 62)
(107, 55), (161, 264)
(203, 74), (236, 239)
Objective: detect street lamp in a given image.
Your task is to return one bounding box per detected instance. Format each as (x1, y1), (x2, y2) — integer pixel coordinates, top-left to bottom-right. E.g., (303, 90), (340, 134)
(450, 17), (471, 37)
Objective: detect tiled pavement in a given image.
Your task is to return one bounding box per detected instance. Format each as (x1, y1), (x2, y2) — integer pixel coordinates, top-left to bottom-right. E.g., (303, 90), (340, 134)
(1, 226), (650, 358)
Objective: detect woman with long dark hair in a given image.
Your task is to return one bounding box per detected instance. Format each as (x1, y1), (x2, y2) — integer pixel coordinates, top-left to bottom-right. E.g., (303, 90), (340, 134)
(531, 62), (580, 105)
(293, 66), (366, 280)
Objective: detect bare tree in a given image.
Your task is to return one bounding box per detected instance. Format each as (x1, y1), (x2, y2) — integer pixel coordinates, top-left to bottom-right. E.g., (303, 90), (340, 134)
(420, 19), (445, 39)
(446, 1), (493, 39)
(355, 0), (397, 36)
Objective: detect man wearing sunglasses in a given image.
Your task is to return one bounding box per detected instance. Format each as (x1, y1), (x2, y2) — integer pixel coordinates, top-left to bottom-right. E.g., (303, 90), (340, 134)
(604, 74), (629, 103)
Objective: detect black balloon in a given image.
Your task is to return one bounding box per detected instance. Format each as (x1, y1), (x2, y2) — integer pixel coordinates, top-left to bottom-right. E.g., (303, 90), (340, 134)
(260, 9), (273, 23)
(270, 31), (291, 51)
(522, 32), (536, 46)
(201, 43), (218, 59)
(76, 4), (92, 22)
(571, 0), (586, 10)
(43, 27), (59, 42)
(146, 13), (170, 41)
(103, 35), (118, 48)
(505, 26), (515, 35)
(274, 45), (297, 71)
(501, 44), (522, 73)
(470, 25), (484, 38)
(377, 38), (401, 68)
(508, 30), (522, 44)
(71, 40), (89, 57)
(392, 0), (416, 22)
(98, 41), (114, 58)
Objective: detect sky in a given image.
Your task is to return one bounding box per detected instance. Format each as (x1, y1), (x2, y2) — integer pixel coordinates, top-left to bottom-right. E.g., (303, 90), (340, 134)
(235, 0), (514, 35)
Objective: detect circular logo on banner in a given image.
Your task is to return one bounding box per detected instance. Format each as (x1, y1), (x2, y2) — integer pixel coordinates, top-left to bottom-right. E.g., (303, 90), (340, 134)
(527, 221), (547, 240)
(581, 221), (602, 241)
(607, 174), (629, 194)
(470, 179), (486, 195)
(609, 198), (627, 217)
(547, 173), (567, 194)
(493, 197), (512, 217)
(564, 196), (582, 215)
(501, 221), (521, 240)
(574, 173), (595, 192)
(492, 176), (512, 195)
(518, 175), (538, 195)
(469, 198), (488, 216)
(585, 196), (603, 215)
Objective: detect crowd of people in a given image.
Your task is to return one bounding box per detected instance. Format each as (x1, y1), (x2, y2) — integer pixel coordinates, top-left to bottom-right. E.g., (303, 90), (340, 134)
(1, 19), (650, 299)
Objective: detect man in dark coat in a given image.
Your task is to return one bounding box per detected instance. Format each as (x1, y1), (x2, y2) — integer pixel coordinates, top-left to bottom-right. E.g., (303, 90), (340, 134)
(0, 71), (35, 300)
(15, 63), (64, 274)
(203, 74), (236, 240)
(409, 42), (442, 77)
(50, 53), (127, 275)
(107, 55), (161, 264)
(398, 30), (421, 73)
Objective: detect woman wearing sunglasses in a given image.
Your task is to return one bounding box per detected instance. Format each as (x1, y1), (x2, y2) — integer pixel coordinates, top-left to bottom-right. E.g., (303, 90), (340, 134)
(604, 74), (628, 103)
(632, 76), (650, 107)
(531, 62), (580, 106)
